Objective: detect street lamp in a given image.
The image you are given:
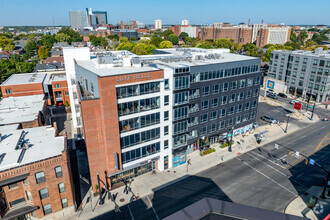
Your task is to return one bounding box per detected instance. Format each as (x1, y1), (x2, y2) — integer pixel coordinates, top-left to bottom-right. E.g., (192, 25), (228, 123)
(228, 122), (239, 152)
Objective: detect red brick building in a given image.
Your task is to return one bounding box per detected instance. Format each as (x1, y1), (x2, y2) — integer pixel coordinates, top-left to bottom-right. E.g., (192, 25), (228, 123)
(51, 75), (70, 106)
(199, 26), (253, 44)
(0, 73), (46, 98)
(0, 126), (74, 219)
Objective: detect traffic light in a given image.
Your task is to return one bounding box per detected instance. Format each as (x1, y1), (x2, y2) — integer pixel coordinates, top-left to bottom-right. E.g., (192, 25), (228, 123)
(287, 150), (290, 156)
(305, 158), (309, 165)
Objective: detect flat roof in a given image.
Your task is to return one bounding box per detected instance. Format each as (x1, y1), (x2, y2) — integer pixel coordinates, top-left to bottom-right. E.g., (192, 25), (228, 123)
(76, 59), (160, 77)
(0, 126), (65, 172)
(1, 72), (47, 86)
(273, 49), (330, 58)
(52, 74), (67, 82)
(0, 124), (20, 133)
(0, 95), (45, 125)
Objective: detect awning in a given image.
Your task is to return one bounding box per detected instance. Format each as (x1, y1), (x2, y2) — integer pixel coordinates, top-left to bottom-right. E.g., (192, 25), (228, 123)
(2, 203), (39, 220)
(0, 173), (29, 187)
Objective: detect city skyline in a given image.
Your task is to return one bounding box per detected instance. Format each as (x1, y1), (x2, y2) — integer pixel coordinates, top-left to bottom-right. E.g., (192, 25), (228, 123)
(0, 0), (329, 26)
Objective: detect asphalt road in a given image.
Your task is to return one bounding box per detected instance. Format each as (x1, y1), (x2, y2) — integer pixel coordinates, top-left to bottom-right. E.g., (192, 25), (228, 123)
(94, 119), (330, 220)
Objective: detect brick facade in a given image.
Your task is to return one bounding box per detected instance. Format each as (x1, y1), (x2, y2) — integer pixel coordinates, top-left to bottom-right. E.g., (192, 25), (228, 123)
(0, 149), (74, 219)
(52, 80), (70, 105)
(1, 83), (44, 98)
(199, 27), (253, 45)
(80, 70), (164, 190)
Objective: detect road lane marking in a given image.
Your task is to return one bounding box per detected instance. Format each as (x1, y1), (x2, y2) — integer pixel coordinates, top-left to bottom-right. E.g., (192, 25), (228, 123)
(128, 205), (134, 220)
(296, 173), (304, 178)
(250, 151), (286, 169)
(285, 132), (330, 169)
(237, 158), (297, 196)
(247, 153), (287, 176)
(147, 196), (159, 220)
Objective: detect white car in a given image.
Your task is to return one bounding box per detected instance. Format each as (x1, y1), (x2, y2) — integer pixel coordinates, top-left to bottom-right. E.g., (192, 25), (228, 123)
(290, 100), (300, 105)
(266, 89), (276, 95)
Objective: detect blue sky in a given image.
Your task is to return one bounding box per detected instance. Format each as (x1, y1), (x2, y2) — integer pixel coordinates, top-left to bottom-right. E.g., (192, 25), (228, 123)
(1, 0), (329, 26)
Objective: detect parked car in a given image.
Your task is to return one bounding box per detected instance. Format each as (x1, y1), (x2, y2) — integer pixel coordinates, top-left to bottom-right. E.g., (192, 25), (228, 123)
(278, 93), (287, 98)
(266, 89), (276, 95)
(267, 93), (278, 100)
(253, 122), (259, 128)
(290, 100), (300, 105)
(261, 115), (277, 124)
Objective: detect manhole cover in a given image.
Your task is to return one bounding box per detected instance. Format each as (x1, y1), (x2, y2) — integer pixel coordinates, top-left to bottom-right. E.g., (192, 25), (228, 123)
(120, 198), (125, 202)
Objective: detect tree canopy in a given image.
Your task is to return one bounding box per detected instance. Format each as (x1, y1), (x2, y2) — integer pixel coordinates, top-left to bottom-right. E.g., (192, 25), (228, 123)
(57, 28), (82, 44)
(150, 36), (162, 47)
(24, 39), (38, 58)
(290, 31), (297, 43)
(179, 32), (189, 41)
(0, 36), (15, 51)
(213, 38), (233, 49)
(38, 46), (49, 59)
(169, 34), (179, 45)
(159, 41), (173, 49)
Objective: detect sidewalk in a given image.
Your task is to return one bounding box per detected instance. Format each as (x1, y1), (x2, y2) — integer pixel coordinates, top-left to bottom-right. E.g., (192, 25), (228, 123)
(285, 186), (330, 220)
(67, 113), (319, 220)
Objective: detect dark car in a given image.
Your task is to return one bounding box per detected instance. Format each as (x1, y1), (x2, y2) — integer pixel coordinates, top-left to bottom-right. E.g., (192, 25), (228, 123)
(267, 93), (278, 100)
(278, 93), (287, 98)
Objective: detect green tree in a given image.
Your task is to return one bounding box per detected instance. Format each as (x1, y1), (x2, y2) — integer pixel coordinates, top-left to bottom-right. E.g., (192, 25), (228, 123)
(131, 43), (147, 55)
(297, 31), (308, 45)
(138, 39), (150, 44)
(169, 34), (179, 45)
(146, 45), (156, 54)
(284, 42), (301, 50)
(213, 38), (233, 49)
(150, 37), (162, 47)
(39, 34), (57, 51)
(0, 36), (15, 51)
(290, 31), (297, 43)
(108, 34), (119, 41)
(304, 40), (316, 48)
(264, 44), (274, 49)
(55, 33), (70, 42)
(57, 28), (82, 44)
(179, 32), (189, 41)
(159, 41), (173, 49)
(196, 42), (213, 49)
(161, 30), (174, 40)
(242, 43), (259, 56)
(117, 41), (135, 51)
(264, 44), (292, 62)
(38, 46), (49, 59)
(119, 37), (129, 43)
(25, 39), (38, 58)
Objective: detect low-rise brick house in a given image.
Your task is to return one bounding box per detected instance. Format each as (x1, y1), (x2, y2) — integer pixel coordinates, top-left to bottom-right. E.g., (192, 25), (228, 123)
(51, 75), (70, 106)
(0, 125), (75, 219)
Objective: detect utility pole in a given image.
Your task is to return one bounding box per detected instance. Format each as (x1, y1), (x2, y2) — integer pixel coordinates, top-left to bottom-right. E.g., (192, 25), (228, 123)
(285, 115), (290, 133)
(311, 103), (316, 120)
(321, 172), (330, 199)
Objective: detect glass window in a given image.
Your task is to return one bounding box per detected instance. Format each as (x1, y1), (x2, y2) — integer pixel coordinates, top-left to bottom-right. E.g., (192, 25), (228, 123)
(164, 79), (169, 90)
(202, 86), (210, 96)
(220, 108), (226, 118)
(9, 198), (25, 207)
(200, 113), (208, 123)
(237, 104), (242, 113)
(0, 198), (7, 212)
(231, 81), (237, 90)
(201, 100), (209, 110)
(222, 82), (228, 92)
(228, 106), (234, 115)
(239, 79), (245, 88)
(164, 111), (169, 121)
(210, 111), (217, 120)
(164, 95), (169, 105)
(212, 84), (220, 94)
(5, 89), (12, 94)
(221, 95), (227, 105)
(245, 102), (250, 110)
(164, 140), (168, 149)
(61, 198), (68, 208)
(8, 183), (18, 189)
(55, 166), (62, 178)
(55, 84), (61, 88)
(210, 123), (217, 132)
(200, 126), (207, 135)
(211, 98), (218, 107)
(164, 126), (169, 135)
(35, 171), (45, 184)
(58, 183), (65, 193)
(43, 204), (52, 215)
(230, 94), (236, 103)
(247, 78), (253, 87)
(26, 191), (32, 201)
(39, 188), (49, 200)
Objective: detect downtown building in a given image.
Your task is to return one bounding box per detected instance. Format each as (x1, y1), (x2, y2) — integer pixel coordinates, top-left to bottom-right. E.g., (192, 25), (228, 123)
(268, 48), (330, 102)
(63, 48), (262, 190)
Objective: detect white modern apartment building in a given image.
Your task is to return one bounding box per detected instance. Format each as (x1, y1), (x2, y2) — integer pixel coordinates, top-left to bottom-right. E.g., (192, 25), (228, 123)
(268, 48), (330, 102)
(155, 20), (162, 30)
(63, 47), (262, 189)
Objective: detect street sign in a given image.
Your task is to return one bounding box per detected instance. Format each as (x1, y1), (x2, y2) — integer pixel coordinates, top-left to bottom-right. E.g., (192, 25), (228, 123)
(309, 105), (314, 108)
(309, 159), (315, 165)
(274, 144), (279, 149)
(295, 151), (300, 156)
(294, 102), (302, 111)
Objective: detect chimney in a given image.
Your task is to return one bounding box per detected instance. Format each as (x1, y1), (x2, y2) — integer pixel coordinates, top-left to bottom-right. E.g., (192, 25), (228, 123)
(248, 18), (250, 26)
(261, 19), (263, 24)
(53, 122), (59, 137)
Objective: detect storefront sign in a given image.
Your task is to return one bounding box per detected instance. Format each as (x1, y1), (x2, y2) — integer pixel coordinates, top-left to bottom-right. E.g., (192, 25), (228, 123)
(116, 72), (152, 82)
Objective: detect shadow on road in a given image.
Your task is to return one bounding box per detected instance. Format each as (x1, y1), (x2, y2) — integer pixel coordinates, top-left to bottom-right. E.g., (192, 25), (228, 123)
(93, 175), (232, 220)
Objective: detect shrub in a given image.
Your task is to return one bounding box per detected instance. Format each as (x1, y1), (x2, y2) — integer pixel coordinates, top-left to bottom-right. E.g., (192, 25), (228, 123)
(202, 148), (215, 156)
